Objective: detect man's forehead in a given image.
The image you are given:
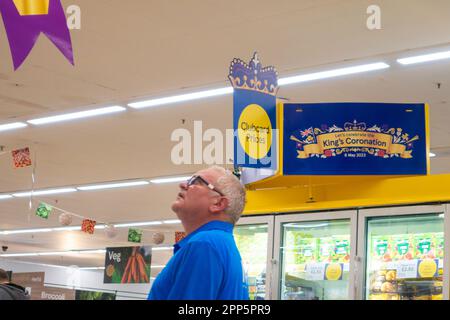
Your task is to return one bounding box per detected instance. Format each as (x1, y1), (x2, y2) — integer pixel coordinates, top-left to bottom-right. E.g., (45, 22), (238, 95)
(196, 169), (220, 182)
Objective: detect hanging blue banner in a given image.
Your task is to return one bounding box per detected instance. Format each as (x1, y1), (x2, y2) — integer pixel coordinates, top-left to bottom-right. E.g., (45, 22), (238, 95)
(283, 103), (428, 175)
(229, 53), (278, 170)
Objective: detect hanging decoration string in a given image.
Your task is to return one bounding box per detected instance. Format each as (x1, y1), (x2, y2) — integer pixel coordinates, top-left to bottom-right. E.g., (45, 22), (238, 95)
(29, 146), (38, 221)
(30, 197), (174, 235)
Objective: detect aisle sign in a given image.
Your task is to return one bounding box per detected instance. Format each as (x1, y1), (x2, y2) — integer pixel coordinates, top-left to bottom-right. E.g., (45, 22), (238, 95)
(104, 246), (152, 284)
(284, 103), (428, 175)
(229, 53), (278, 170)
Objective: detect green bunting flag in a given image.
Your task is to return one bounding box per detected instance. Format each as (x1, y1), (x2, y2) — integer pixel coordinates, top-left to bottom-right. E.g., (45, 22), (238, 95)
(35, 203), (52, 219)
(128, 228), (143, 243)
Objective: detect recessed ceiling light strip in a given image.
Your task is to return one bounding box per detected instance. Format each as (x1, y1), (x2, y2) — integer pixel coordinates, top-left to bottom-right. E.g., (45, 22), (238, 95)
(128, 62), (391, 109)
(27, 106), (126, 125)
(0, 249), (106, 258)
(12, 188), (77, 198)
(277, 62), (390, 86)
(397, 49), (450, 65)
(1, 174), (191, 201)
(128, 87), (234, 109)
(77, 180), (149, 191)
(114, 221), (163, 228)
(0, 247), (171, 258)
(0, 122), (28, 132)
(4, 49), (449, 132)
(149, 176), (191, 184)
(162, 219), (182, 224)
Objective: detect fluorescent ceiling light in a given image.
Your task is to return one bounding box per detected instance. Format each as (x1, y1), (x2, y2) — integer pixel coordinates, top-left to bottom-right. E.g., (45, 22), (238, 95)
(51, 226), (82, 232)
(80, 267), (105, 270)
(114, 221), (163, 228)
(12, 188), (77, 197)
(2, 228), (53, 235)
(53, 225), (105, 232)
(152, 246), (172, 251)
(0, 227), (79, 235)
(429, 152), (436, 158)
(42, 250), (106, 256)
(151, 265), (166, 269)
(150, 176), (191, 184)
(397, 50), (450, 65)
(77, 180), (149, 191)
(0, 195), (13, 200)
(0, 122), (27, 132)
(27, 106), (126, 125)
(0, 249), (106, 258)
(128, 87), (233, 109)
(39, 251), (73, 256)
(162, 219), (181, 224)
(0, 253), (40, 257)
(77, 249), (107, 254)
(278, 62), (390, 86)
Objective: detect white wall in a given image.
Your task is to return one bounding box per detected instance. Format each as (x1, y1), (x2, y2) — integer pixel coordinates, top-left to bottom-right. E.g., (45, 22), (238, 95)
(0, 258), (152, 300)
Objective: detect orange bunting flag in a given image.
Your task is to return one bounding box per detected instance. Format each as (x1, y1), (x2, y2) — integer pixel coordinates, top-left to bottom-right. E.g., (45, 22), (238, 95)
(12, 147), (32, 168)
(175, 231), (187, 243)
(81, 219), (96, 234)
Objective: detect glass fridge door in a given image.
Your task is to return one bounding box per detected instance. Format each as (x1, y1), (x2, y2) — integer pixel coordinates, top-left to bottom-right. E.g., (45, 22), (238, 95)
(365, 213), (444, 300)
(234, 217), (273, 300)
(277, 217), (354, 300)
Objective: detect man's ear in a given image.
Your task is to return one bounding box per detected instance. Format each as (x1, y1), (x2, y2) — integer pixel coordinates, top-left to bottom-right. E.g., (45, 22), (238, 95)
(210, 197), (229, 215)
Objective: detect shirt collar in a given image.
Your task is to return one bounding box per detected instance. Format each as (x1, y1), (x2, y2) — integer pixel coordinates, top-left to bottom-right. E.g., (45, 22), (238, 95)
(173, 220), (234, 253)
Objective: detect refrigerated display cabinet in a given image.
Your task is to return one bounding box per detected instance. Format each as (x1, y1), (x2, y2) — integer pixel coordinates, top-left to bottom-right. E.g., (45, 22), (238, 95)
(273, 210), (358, 300)
(234, 216), (274, 300)
(357, 205), (449, 300)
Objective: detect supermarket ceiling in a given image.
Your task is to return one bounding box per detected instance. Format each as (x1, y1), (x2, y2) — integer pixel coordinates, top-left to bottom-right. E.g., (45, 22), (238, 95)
(1, 0), (450, 267)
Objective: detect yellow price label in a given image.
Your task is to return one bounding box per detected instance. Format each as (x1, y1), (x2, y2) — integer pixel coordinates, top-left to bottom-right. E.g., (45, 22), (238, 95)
(418, 259), (437, 278)
(325, 263), (342, 281)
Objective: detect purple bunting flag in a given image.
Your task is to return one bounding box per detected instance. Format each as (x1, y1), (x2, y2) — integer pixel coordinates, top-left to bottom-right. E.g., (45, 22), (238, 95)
(0, 0), (74, 70)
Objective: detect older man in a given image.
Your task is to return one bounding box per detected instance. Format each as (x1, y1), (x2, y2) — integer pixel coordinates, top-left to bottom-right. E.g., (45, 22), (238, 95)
(148, 166), (248, 300)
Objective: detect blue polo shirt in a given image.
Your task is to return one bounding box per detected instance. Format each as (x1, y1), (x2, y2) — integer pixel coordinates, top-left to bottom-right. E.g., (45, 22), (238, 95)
(148, 221), (249, 300)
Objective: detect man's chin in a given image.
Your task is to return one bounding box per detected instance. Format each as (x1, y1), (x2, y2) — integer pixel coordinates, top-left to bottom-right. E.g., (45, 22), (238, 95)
(171, 200), (182, 213)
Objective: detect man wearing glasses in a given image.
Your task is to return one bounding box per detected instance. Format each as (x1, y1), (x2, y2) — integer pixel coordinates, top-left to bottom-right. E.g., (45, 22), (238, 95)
(148, 166), (249, 300)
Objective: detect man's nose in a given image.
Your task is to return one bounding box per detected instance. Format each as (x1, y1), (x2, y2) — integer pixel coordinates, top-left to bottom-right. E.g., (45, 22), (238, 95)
(179, 182), (188, 190)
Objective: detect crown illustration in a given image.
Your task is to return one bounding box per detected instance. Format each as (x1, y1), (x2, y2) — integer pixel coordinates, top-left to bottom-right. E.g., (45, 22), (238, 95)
(228, 52), (278, 96)
(344, 120), (366, 131)
(13, 0), (49, 16)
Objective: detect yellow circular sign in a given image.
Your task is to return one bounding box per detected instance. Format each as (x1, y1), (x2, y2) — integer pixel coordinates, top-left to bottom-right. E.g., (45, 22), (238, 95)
(418, 259), (437, 278)
(325, 263), (342, 281)
(237, 104), (272, 159)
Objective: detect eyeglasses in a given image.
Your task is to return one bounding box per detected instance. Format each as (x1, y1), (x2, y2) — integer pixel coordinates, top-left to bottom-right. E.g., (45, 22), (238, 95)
(186, 175), (225, 197)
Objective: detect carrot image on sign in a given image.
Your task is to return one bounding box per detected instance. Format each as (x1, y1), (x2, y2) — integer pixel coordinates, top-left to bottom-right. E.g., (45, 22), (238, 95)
(120, 247), (151, 284)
